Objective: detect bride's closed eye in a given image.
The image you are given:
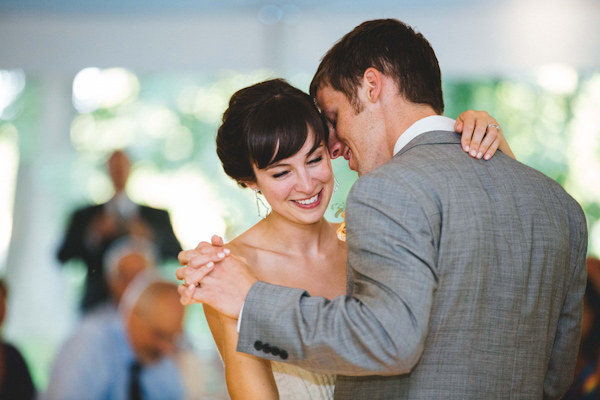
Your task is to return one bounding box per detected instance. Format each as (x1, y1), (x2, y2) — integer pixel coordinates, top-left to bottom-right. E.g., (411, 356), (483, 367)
(308, 156), (323, 165)
(272, 170), (289, 179)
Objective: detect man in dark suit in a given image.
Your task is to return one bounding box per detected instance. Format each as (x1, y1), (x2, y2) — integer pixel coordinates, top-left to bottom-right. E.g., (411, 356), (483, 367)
(57, 150), (181, 312)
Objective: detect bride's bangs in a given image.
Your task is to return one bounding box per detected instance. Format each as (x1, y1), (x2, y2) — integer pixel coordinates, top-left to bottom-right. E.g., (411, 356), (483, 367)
(248, 94), (328, 170)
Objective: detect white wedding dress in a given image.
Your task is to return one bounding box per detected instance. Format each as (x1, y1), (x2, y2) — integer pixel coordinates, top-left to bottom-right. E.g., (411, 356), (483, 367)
(271, 360), (335, 399)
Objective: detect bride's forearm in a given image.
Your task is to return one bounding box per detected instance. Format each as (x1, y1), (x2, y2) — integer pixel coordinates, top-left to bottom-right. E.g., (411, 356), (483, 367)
(221, 318), (279, 400)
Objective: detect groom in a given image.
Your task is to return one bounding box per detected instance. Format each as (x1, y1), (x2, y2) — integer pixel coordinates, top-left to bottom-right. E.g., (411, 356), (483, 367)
(179, 19), (587, 399)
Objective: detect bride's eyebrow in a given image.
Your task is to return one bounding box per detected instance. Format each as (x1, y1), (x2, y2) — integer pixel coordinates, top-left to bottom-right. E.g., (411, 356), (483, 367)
(306, 145), (325, 158)
(264, 161), (289, 170)
(263, 144), (324, 170)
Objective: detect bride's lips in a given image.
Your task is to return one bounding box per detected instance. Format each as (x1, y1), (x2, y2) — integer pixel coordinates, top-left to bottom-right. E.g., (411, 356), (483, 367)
(292, 190), (323, 209)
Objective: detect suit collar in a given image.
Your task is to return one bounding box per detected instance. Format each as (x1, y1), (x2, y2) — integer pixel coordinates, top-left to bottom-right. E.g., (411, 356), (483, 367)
(393, 115), (456, 155)
(395, 130), (463, 158)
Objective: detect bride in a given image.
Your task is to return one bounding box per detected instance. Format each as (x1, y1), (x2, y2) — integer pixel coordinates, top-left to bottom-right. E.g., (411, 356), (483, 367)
(180, 79), (513, 399)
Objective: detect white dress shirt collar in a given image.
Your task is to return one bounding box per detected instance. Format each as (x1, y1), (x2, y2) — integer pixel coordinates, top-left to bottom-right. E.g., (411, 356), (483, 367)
(393, 115), (456, 156)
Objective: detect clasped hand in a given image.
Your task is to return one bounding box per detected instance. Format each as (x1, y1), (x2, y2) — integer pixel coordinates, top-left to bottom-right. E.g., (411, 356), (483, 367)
(175, 235), (258, 319)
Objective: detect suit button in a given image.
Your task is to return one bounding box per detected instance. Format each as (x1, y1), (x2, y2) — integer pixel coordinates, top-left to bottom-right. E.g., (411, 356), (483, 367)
(280, 350), (288, 360)
(262, 343), (272, 354)
(271, 346), (280, 356)
(254, 341), (263, 351)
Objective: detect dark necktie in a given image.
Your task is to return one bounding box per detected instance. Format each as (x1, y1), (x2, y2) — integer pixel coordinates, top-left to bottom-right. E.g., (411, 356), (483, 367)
(129, 361), (143, 400)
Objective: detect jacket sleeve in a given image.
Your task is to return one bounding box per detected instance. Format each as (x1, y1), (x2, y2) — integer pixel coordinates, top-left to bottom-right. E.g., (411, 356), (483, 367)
(57, 207), (97, 263)
(543, 205), (588, 399)
(237, 170), (439, 376)
(155, 209), (182, 259)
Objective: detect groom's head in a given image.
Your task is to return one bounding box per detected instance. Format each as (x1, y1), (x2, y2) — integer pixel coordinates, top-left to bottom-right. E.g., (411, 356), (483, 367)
(310, 19), (443, 115)
(310, 19), (444, 175)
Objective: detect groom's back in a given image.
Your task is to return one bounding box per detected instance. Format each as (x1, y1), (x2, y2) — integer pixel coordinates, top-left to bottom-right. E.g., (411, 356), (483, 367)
(336, 131), (587, 399)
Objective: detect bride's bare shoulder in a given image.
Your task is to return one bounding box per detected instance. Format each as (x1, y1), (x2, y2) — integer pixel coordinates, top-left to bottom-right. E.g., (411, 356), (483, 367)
(225, 226), (265, 265)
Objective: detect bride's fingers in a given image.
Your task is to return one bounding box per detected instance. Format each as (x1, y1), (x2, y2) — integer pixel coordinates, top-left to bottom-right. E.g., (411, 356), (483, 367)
(178, 283), (197, 305)
(476, 126), (500, 159)
(457, 114), (475, 152)
(179, 249), (228, 268)
(466, 117), (490, 158)
(211, 235), (225, 246)
(195, 239), (227, 254)
(188, 251), (228, 269)
(184, 261), (219, 286)
(178, 249), (200, 266)
(483, 137), (501, 160)
(175, 266), (188, 280)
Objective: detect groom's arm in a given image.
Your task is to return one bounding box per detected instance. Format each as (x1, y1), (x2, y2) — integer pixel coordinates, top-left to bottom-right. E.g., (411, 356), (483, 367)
(236, 169), (440, 376)
(543, 206), (587, 399)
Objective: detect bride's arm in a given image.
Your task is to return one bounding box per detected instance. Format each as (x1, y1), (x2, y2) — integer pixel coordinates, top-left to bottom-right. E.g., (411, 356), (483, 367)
(204, 304), (279, 400)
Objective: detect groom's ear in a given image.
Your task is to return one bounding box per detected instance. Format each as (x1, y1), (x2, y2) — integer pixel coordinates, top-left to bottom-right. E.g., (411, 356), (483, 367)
(363, 68), (383, 104)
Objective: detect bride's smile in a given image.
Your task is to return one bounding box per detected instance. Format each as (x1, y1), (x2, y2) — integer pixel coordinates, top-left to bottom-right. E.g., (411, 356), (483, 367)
(292, 191), (322, 208)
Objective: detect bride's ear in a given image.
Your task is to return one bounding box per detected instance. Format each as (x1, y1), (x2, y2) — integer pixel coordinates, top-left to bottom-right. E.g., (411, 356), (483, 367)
(242, 181), (257, 191)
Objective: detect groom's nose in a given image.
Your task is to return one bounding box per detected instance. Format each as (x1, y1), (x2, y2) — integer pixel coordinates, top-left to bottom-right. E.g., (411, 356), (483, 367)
(328, 136), (347, 159)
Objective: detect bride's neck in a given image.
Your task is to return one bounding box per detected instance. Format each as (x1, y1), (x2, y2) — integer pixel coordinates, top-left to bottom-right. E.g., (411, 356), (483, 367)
(257, 212), (335, 256)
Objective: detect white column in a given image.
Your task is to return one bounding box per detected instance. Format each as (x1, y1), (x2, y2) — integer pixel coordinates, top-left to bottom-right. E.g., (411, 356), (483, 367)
(4, 73), (77, 381)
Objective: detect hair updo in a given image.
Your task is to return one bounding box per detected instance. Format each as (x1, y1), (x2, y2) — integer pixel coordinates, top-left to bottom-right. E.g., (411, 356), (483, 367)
(216, 79), (329, 187)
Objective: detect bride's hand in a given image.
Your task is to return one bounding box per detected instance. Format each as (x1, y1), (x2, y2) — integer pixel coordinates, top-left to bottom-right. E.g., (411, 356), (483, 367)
(455, 110), (514, 160)
(176, 235), (230, 305)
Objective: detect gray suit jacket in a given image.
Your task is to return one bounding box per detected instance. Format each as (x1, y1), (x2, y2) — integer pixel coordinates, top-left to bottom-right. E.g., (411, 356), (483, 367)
(237, 130), (588, 399)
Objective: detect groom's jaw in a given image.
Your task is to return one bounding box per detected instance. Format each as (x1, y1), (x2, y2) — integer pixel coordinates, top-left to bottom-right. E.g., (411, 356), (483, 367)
(345, 149), (358, 172)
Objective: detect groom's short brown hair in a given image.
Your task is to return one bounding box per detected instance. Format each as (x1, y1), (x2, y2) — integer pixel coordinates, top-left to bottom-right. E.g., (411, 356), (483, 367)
(309, 18), (444, 115)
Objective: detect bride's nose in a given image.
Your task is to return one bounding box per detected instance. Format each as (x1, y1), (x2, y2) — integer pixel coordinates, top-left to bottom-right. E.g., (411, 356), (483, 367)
(295, 169), (316, 193)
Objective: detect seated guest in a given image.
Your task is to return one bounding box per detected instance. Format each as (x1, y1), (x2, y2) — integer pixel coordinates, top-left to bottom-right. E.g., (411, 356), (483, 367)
(85, 236), (157, 321)
(0, 278), (36, 400)
(84, 238), (209, 400)
(45, 275), (186, 400)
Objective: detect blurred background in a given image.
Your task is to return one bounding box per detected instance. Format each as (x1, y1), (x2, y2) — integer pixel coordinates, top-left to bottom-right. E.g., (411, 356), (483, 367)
(1, 0), (599, 397)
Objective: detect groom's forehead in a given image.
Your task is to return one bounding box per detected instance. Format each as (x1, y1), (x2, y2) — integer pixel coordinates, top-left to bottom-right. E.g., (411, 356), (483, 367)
(316, 85), (346, 110)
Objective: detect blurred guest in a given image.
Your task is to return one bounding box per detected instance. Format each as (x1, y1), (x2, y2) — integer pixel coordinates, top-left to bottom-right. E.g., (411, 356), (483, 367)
(86, 236), (157, 321)
(97, 237), (209, 400)
(564, 257), (600, 400)
(57, 150), (182, 312)
(45, 276), (186, 400)
(0, 278), (36, 400)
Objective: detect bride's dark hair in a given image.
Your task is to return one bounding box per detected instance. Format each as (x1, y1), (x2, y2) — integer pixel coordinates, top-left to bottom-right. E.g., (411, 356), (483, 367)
(216, 79), (328, 187)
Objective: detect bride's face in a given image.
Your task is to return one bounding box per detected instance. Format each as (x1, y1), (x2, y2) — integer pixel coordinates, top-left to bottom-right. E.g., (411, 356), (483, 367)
(251, 131), (334, 225)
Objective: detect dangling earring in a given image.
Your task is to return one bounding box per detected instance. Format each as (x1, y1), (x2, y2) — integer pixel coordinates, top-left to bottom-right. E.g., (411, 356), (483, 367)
(254, 188), (270, 218)
(333, 176), (340, 193)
